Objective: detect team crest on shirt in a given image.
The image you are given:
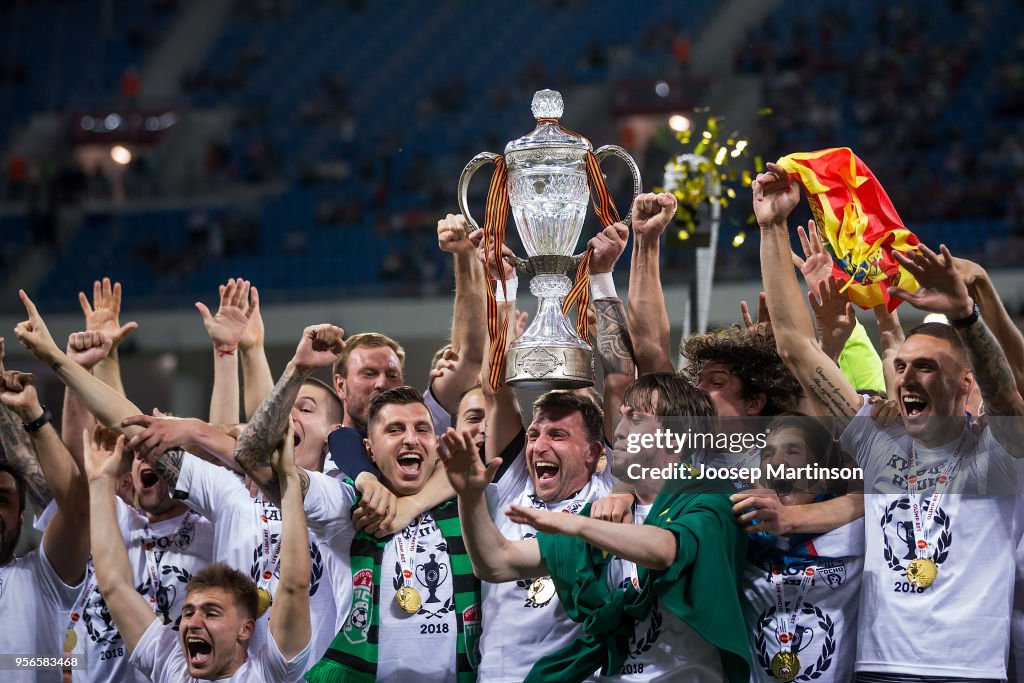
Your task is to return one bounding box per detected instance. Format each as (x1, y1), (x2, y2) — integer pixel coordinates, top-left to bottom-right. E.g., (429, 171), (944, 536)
(138, 565), (192, 628)
(344, 569), (374, 644)
(174, 516), (195, 550)
(462, 603), (482, 670)
(815, 559), (847, 590)
(753, 600), (836, 680)
(249, 535), (324, 597)
(879, 496), (952, 581)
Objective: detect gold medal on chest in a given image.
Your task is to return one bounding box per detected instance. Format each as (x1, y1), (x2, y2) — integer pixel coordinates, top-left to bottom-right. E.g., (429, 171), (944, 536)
(396, 585), (422, 614)
(527, 577), (556, 606)
(906, 557), (938, 589)
(256, 588), (274, 617)
(770, 651), (800, 681)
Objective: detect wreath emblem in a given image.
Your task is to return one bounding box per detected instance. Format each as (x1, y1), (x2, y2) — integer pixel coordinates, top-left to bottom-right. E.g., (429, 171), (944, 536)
(754, 601), (837, 680)
(880, 497), (952, 577)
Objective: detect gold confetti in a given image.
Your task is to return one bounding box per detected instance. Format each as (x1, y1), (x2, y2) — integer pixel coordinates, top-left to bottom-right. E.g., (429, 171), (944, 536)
(732, 231), (746, 247)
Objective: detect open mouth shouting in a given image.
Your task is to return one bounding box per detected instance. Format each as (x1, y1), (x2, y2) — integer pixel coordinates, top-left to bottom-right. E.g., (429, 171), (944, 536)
(396, 451), (424, 479)
(184, 633), (213, 670)
(901, 392), (928, 420)
(138, 467), (161, 491)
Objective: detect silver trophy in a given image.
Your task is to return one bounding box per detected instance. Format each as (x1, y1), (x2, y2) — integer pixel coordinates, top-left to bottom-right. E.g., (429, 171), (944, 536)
(458, 89), (641, 388)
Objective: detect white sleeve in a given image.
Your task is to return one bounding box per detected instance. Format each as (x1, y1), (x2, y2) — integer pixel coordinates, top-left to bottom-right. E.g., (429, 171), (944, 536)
(258, 629), (311, 682)
(304, 471), (356, 530)
(32, 542), (87, 610)
(838, 395), (879, 468)
(173, 452), (248, 522)
(128, 617), (181, 682)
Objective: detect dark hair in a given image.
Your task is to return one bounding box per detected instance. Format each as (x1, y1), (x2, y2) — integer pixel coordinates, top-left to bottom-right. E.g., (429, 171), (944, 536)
(368, 386), (429, 429)
(681, 324), (801, 416)
(624, 372), (717, 434)
(0, 463), (26, 517)
(302, 377), (344, 424)
(765, 412), (854, 493)
(331, 332), (405, 379)
(186, 563), (259, 619)
(532, 391), (604, 444)
(905, 322), (969, 368)
(451, 385), (483, 427)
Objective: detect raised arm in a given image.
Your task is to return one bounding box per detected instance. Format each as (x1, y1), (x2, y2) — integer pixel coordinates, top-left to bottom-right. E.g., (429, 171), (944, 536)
(754, 165), (861, 423)
(239, 285), (274, 420)
(267, 425), (311, 659)
(430, 215), (487, 412)
(889, 245), (1024, 449)
(440, 429), (546, 582)
(589, 221), (636, 443)
(79, 278), (138, 397)
(196, 278), (253, 424)
(0, 339), (51, 509)
(626, 192), (678, 375)
(122, 413), (242, 487)
(955, 257), (1024, 398)
(0, 370), (89, 584)
(14, 291), (147, 439)
(873, 304), (905, 400)
(233, 324), (344, 498)
(62, 331), (113, 470)
(83, 428), (156, 652)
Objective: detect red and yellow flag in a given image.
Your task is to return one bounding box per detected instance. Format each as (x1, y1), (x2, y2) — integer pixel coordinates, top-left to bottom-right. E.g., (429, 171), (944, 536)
(776, 147), (919, 311)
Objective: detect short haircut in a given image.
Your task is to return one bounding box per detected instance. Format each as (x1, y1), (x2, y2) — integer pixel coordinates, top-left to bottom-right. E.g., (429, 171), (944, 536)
(0, 463), (26, 516)
(765, 412), (845, 471)
(905, 322), (969, 368)
(368, 386), (429, 430)
(451, 385), (483, 427)
(532, 391), (604, 444)
(186, 563), (259, 619)
(681, 324), (801, 416)
(624, 372), (716, 435)
(332, 333), (405, 379)
(302, 377), (344, 424)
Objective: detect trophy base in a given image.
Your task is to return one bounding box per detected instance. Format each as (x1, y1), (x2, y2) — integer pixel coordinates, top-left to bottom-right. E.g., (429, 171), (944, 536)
(506, 345), (594, 389)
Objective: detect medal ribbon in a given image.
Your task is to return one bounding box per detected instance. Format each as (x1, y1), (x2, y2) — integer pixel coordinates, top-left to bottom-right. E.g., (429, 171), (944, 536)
(66, 559), (96, 632)
(256, 498), (284, 591)
(142, 511), (194, 614)
(395, 514), (426, 589)
(907, 434), (965, 560)
(771, 565), (816, 654)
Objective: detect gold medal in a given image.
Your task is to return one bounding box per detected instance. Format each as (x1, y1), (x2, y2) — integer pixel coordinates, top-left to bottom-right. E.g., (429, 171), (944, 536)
(906, 558), (938, 589)
(527, 577), (556, 607)
(64, 628), (77, 651)
(770, 651), (800, 681)
(396, 586), (422, 614)
(256, 588), (274, 617)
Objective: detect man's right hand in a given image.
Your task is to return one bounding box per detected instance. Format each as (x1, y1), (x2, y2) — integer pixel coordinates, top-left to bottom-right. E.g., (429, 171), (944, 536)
(14, 290), (60, 363)
(291, 324), (345, 372)
(83, 425), (130, 483)
(79, 278), (137, 349)
(195, 278), (254, 354)
(122, 413), (198, 461)
(631, 192), (677, 243)
(67, 331), (114, 371)
(439, 428), (501, 497)
(752, 162), (800, 229)
(437, 214), (475, 255)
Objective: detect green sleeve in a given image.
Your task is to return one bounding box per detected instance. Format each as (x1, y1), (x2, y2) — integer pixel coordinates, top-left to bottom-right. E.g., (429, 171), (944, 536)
(838, 319), (885, 394)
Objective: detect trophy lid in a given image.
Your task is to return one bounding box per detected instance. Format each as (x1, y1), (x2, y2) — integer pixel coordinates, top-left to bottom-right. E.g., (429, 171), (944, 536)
(504, 89), (592, 155)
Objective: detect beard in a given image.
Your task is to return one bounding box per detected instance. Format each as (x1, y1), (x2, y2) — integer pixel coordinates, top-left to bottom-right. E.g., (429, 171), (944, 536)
(0, 516), (20, 566)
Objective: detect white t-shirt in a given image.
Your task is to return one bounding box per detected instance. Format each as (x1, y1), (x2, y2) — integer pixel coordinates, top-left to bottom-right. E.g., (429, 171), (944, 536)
(130, 616), (310, 682)
(0, 543), (86, 683)
(841, 403), (1024, 678)
(742, 520), (864, 683)
(303, 473), (461, 680)
(481, 443), (615, 682)
(599, 504), (725, 682)
(174, 454), (341, 663)
(35, 496), (215, 683)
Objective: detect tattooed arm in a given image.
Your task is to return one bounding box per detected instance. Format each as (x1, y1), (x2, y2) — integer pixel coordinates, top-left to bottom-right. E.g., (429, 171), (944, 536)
(233, 324), (344, 499)
(956, 258), (1024, 397)
(754, 166), (861, 424)
(0, 405), (51, 509)
(589, 220), (637, 444)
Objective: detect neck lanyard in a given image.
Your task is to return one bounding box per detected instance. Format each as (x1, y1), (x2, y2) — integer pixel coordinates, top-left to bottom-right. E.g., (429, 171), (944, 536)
(395, 514), (426, 589)
(907, 433), (965, 560)
(256, 496), (284, 591)
(66, 559), (96, 631)
(142, 511), (193, 616)
(771, 565), (816, 653)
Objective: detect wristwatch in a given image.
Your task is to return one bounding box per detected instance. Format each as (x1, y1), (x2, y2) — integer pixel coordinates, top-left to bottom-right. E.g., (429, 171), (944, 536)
(950, 303), (980, 329)
(23, 405), (52, 433)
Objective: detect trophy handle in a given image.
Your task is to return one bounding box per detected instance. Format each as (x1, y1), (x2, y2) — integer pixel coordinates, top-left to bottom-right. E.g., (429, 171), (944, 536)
(457, 151), (502, 231)
(594, 145), (643, 226)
